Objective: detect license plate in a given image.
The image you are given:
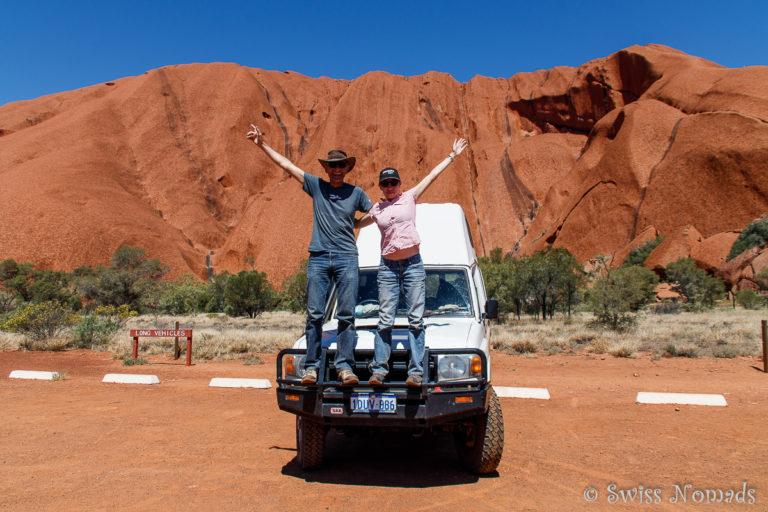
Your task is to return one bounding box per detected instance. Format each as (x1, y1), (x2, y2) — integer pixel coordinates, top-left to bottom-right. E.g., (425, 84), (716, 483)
(350, 393), (397, 414)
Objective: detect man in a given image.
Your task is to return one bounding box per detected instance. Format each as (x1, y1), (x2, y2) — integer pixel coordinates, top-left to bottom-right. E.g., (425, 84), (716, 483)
(247, 124), (372, 385)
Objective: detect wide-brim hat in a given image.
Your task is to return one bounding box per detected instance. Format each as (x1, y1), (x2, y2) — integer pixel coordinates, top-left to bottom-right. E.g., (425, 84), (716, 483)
(318, 149), (356, 171)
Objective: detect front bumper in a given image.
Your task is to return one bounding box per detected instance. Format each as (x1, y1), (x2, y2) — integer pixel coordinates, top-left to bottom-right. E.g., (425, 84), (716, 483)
(276, 348), (490, 428)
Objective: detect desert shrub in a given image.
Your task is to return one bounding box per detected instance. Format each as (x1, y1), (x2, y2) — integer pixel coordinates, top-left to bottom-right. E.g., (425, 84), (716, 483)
(651, 301), (683, 315)
(278, 259), (308, 313)
(735, 289), (766, 310)
(623, 236), (664, 267)
(510, 340), (538, 354)
(72, 314), (118, 348)
(159, 275), (209, 315)
(665, 258), (725, 308)
(610, 342), (636, 358)
(72, 305), (137, 348)
(712, 346), (739, 359)
(673, 345), (700, 358)
(202, 272), (229, 313)
(224, 270), (276, 318)
(589, 338), (613, 354)
(2, 301), (78, 340)
(76, 246), (168, 312)
(588, 265), (658, 330)
(0, 290), (16, 314)
(727, 215), (768, 261)
(122, 355), (148, 366)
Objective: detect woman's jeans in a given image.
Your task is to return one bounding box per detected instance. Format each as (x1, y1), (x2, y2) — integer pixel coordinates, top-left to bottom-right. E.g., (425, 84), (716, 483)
(370, 254), (426, 376)
(305, 251), (359, 373)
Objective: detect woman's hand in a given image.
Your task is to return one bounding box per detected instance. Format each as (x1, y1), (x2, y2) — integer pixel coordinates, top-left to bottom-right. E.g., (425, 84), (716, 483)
(451, 138), (468, 157)
(247, 124), (264, 145)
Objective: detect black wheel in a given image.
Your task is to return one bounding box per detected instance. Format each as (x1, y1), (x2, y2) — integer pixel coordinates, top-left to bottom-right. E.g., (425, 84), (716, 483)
(296, 416), (325, 470)
(454, 388), (504, 474)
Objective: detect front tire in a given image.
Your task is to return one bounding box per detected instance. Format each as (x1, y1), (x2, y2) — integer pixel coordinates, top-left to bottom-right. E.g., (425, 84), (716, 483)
(296, 416), (325, 470)
(455, 388), (504, 474)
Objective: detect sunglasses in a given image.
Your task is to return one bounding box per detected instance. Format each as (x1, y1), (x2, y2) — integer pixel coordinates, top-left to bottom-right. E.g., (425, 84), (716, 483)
(381, 180), (400, 187)
(328, 161), (348, 169)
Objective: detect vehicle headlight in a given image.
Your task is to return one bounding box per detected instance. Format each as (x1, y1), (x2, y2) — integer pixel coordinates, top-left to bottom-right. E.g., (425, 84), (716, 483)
(437, 354), (482, 381)
(284, 354), (306, 379)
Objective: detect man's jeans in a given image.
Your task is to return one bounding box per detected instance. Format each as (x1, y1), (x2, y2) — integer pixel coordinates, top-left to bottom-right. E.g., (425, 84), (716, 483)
(305, 251), (359, 373)
(370, 254), (426, 376)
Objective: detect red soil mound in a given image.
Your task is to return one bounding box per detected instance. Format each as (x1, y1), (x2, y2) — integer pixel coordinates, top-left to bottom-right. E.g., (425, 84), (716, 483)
(1, 45), (766, 287)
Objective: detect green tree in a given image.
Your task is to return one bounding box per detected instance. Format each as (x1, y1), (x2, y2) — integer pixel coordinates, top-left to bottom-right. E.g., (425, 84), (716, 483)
(727, 215), (768, 261)
(527, 248), (583, 320)
(588, 265), (659, 330)
(665, 258), (725, 308)
(479, 251), (531, 319)
(224, 270), (276, 317)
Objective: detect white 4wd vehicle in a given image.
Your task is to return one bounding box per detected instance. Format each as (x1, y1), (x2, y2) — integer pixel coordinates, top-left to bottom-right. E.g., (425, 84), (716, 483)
(276, 203), (503, 474)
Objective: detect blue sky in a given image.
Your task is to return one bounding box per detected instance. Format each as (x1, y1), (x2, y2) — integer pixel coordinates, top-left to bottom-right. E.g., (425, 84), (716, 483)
(2, 0), (766, 106)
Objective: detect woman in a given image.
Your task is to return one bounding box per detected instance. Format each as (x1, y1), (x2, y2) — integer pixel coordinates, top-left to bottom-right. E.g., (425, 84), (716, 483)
(360, 138), (468, 386)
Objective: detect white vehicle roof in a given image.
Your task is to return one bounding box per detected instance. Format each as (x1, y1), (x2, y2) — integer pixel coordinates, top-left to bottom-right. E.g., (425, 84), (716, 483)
(357, 203), (477, 267)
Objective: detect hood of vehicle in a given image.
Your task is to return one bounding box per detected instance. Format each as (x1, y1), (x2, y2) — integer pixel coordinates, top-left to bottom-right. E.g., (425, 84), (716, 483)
(292, 318), (476, 350)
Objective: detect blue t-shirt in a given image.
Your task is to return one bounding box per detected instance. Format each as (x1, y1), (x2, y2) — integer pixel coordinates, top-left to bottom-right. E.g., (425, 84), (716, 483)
(302, 174), (372, 254)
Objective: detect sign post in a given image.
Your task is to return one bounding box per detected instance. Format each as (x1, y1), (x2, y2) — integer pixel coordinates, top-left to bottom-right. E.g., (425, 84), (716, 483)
(130, 329), (194, 366)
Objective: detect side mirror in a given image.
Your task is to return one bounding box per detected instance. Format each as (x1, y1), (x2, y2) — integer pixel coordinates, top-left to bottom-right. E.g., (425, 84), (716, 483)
(484, 299), (499, 320)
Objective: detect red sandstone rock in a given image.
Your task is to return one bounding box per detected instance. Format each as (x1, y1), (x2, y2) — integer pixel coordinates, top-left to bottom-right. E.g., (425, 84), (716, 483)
(0, 44), (766, 288)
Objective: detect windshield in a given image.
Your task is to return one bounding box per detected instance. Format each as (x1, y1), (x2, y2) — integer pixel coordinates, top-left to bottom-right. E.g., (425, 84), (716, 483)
(354, 268), (473, 318)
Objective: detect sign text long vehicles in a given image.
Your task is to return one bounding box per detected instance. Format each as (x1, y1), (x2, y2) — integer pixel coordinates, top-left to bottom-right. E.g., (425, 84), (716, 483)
(129, 329), (192, 338)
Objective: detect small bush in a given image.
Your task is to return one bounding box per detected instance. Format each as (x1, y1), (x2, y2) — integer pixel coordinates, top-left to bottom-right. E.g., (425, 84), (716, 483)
(231, 341), (250, 353)
(510, 340), (538, 354)
(673, 345), (699, 358)
(122, 355), (148, 366)
(652, 302), (683, 315)
(735, 289), (766, 310)
(1, 301), (77, 340)
(712, 346), (739, 359)
(590, 338), (613, 354)
(243, 356), (264, 365)
(610, 343), (636, 358)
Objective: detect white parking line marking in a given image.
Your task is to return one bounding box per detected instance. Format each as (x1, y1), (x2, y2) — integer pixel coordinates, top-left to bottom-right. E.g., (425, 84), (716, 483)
(209, 378), (271, 389)
(636, 392), (727, 407)
(494, 386), (550, 399)
(102, 374), (160, 385)
(9, 370), (59, 381)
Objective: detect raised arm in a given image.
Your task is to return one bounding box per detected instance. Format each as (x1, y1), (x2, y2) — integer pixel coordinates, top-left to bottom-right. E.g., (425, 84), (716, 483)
(247, 124), (307, 184)
(410, 138), (468, 201)
(354, 211), (374, 229)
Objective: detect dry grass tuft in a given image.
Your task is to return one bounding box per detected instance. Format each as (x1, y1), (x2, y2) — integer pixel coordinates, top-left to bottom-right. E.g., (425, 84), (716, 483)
(491, 308), (766, 359)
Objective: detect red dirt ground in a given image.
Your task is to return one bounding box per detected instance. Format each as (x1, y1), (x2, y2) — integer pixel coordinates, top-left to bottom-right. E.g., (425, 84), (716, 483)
(1, 349), (767, 511)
